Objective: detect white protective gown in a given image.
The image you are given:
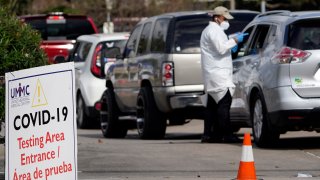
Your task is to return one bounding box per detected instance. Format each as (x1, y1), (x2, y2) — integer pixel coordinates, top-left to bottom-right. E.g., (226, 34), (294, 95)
(200, 21), (237, 105)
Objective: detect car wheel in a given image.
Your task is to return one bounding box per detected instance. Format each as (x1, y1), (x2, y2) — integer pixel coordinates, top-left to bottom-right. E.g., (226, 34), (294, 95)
(76, 94), (90, 129)
(137, 87), (166, 139)
(251, 92), (280, 147)
(100, 88), (127, 138)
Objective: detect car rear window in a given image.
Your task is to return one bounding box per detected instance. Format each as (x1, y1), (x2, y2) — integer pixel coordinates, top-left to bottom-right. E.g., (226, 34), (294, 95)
(173, 15), (210, 54)
(102, 40), (128, 58)
(24, 18), (96, 40)
(287, 19), (320, 50)
(173, 13), (258, 54)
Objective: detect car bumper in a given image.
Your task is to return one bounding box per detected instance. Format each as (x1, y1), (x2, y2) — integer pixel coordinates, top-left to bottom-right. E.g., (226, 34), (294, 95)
(264, 86), (320, 112)
(264, 86), (320, 132)
(170, 94), (203, 109)
(269, 108), (320, 132)
(153, 85), (204, 113)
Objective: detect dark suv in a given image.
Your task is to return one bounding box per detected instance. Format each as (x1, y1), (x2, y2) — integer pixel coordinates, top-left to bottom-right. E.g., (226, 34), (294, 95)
(20, 12), (98, 64)
(100, 10), (259, 139)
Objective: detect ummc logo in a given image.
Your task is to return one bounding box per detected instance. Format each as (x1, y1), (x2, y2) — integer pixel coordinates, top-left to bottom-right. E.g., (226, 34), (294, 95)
(11, 83), (30, 99)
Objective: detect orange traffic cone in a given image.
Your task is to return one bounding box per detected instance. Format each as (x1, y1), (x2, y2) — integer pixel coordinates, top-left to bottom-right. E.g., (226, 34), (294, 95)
(237, 133), (257, 180)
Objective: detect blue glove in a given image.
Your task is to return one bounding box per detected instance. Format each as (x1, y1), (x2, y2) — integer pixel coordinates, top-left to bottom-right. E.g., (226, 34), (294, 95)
(236, 33), (249, 43)
(231, 45), (238, 53)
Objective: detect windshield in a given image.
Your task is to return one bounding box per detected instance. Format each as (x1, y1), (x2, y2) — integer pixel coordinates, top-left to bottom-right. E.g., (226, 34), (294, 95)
(287, 19), (320, 50)
(25, 18), (96, 40)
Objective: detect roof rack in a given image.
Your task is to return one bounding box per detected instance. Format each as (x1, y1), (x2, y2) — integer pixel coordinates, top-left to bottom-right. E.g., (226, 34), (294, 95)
(255, 10), (291, 19)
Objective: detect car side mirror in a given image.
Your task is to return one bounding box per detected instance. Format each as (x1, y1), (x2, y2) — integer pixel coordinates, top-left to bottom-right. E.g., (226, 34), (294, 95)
(54, 55), (66, 64)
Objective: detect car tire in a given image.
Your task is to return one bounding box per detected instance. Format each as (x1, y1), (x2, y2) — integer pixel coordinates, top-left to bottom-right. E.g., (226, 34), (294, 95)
(251, 92), (280, 148)
(100, 88), (127, 138)
(76, 94), (90, 129)
(137, 87), (166, 139)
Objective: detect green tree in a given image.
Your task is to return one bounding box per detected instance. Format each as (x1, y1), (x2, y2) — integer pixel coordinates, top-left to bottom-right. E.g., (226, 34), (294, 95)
(0, 5), (47, 124)
(0, 0), (31, 14)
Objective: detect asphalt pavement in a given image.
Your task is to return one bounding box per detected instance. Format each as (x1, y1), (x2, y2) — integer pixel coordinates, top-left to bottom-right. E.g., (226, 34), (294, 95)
(1, 120), (320, 180)
(77, 121), (320, 180)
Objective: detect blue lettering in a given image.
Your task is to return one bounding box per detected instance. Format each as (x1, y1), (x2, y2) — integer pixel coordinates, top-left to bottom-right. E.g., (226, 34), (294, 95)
(10, 88), (15, 98)
(18, 83), (22, 96)
(10, 84), (30, 98)
(26, 85), (30, 95)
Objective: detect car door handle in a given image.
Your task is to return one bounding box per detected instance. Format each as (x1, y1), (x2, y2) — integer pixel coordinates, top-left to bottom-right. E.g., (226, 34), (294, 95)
(251, 62), (258, 68)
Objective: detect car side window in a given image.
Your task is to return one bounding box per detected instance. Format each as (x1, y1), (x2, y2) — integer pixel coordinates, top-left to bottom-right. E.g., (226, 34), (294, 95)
(247, 25), (270, 55)
(137, 22), (152, 56)
(150, 18), (170, 53)
(70, 42), (92, 62)
(124, 25), (142, 58)
(264, 25), (277, 48)
(235, 26), (254, 58)
(287, 19), (320, 50)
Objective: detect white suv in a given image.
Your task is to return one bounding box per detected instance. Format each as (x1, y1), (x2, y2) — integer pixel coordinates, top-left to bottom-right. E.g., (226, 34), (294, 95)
(68, 33), (129, 128)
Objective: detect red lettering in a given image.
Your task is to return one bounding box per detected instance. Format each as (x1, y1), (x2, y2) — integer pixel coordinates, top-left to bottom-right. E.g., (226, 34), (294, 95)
(20, 150), (56, 166)
(45, 132), (65, 144)
(45, 161), (73, 179)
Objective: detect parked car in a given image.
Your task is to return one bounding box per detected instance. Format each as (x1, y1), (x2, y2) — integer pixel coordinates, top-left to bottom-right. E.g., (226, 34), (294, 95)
(19, 12), (98, 64)
(99, 10), (259, 139)
(231, 10), (320, 147)
(68, 33), (129, 128)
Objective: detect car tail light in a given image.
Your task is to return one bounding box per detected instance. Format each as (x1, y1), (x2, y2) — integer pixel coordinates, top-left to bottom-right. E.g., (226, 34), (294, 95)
(48, 15), (64, 20)
(94, 101), (102, 111)
(271, 46), (311, 64)
(91, 44), (103, 77)
(162, 62), (174, 86)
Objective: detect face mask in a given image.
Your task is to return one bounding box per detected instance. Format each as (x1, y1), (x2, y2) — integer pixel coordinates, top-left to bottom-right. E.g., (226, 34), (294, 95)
(220, 21), (230, 30)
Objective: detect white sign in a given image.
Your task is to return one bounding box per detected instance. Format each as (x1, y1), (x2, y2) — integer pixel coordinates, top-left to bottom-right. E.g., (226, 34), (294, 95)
(5, 62), (77, 180)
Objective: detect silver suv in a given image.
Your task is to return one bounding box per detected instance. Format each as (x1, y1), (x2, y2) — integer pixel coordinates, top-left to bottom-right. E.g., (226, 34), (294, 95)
(232, 10), (320, 147)
(100, 10), (259, 139)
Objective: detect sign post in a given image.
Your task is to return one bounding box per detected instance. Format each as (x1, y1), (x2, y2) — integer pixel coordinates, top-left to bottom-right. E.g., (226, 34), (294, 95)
(5, 62), (77, 180)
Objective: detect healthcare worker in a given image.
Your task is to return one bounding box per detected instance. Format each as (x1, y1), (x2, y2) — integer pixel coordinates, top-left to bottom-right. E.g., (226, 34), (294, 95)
(200, 6), (247, 143)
